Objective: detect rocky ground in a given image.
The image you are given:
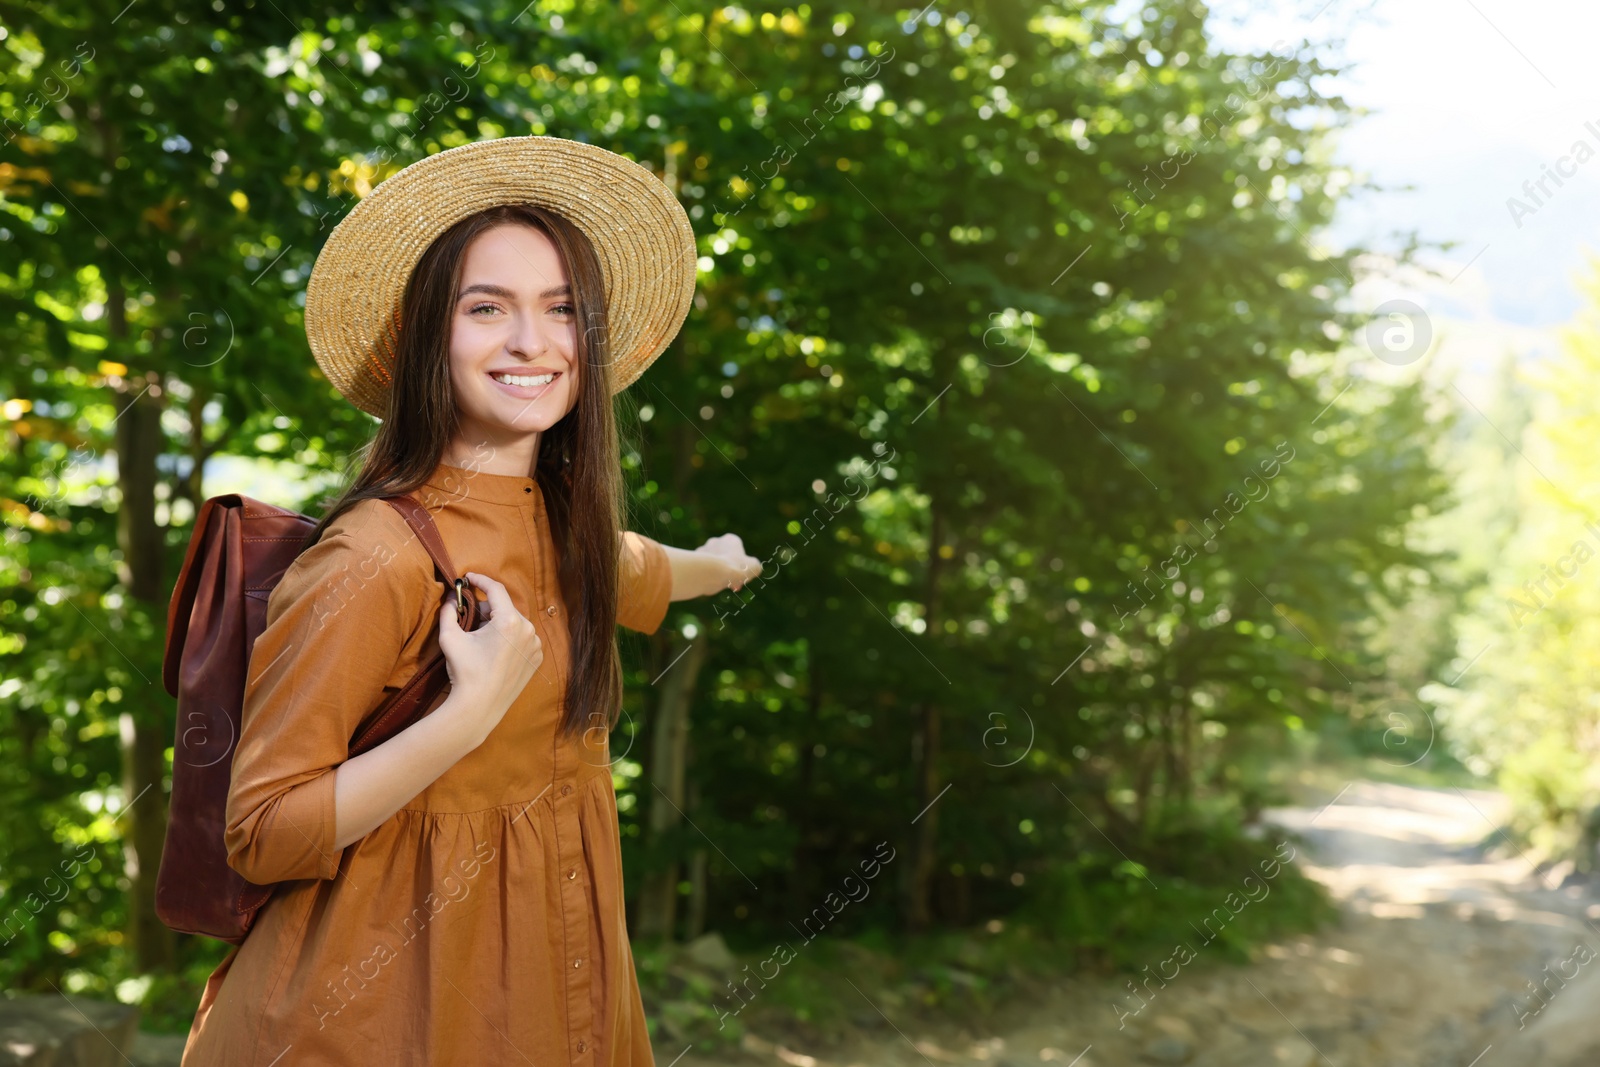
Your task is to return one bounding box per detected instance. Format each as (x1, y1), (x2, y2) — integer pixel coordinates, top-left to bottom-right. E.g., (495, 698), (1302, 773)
(667, 780), (1600, 1067)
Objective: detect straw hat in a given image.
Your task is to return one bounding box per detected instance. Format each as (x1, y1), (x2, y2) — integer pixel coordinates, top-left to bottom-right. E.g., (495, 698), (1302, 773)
(304, 136), (697, 418)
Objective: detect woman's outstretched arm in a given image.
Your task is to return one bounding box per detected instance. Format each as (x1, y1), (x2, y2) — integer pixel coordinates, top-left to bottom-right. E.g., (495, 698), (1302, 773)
(659, 535), (762, 600)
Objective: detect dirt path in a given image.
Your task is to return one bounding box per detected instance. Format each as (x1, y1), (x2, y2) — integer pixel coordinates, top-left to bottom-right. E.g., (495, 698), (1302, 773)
(681, 781), (1600, 1067)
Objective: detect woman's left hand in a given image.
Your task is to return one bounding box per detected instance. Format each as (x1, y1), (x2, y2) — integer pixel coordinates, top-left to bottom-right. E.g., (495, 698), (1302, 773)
(696, 534), (763, 591)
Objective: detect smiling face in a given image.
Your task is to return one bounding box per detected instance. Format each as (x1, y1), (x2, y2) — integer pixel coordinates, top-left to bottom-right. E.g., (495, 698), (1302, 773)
(446, 222), (581, 470)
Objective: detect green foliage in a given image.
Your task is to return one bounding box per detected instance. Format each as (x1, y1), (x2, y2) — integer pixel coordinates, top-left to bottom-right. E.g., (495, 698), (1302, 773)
(0, 0), (1448, 1030)
(634, 827), (1335, 1051)
(1017, 828), (1336, 967)
(1429, 262), (1600, 866)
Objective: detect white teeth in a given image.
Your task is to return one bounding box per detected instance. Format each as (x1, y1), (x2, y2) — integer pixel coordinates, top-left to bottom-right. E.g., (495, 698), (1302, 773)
(491, 372), (556, 387)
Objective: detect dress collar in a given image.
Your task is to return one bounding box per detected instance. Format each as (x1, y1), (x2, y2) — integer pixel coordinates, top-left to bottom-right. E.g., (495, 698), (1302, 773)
(419, 457), (545, 510)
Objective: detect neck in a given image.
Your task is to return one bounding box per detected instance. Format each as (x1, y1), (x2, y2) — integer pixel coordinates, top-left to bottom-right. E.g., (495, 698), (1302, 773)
(440, 428), (541, 477)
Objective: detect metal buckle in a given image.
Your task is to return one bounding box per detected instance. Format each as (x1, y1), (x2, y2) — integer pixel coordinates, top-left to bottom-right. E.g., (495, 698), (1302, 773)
(454, 577), (469, 621)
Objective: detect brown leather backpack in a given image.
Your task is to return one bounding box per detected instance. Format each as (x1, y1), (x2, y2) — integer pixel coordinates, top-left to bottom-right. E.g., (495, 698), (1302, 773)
(156, 493), (482, 943)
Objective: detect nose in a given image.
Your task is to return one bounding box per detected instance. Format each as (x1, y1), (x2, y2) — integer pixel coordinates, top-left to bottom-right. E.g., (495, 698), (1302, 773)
(507, 311), (549, 361)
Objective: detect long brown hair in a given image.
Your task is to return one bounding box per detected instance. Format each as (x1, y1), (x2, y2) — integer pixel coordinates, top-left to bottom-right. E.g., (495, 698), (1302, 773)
(305, 203), (627, 741)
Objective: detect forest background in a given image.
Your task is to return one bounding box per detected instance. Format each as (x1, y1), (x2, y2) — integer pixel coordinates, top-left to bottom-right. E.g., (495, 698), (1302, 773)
(4, 0), (1589, 1047)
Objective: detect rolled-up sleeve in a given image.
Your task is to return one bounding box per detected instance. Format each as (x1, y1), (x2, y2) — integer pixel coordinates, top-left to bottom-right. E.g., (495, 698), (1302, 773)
(224, 502), (432, 885)
(617, 530), (673, 634)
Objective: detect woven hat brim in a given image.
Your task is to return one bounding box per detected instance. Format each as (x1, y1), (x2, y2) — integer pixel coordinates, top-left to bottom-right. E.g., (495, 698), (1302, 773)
(304, 136), (697, 419)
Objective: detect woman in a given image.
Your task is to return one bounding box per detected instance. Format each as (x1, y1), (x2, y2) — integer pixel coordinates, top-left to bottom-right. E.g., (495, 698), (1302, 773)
(181, 136), (759, 1066)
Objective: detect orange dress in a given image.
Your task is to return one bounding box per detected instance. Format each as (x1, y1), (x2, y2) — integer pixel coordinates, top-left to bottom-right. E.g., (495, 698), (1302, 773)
(181, 458), (673, 1067)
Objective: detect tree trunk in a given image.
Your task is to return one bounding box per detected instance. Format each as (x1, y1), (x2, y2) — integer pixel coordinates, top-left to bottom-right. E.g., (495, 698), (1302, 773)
(184, 384), (208, 509)
(906, 486), (947, 932)
(112, 353), (175, 974)
(1132, 728), (1155, 831)
(1175, 698), (1194, 805)
(636, 629), (710, 941)
(1162, 702), (1180, 813)
(907, 701), (942, 931)
(684, 776), (707, 941)
(788, 658), (822, 919)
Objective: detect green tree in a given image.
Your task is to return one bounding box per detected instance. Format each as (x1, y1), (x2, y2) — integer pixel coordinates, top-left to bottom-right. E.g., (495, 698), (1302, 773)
(0, 0), (1451, 1031)
(1431, 260), (1600, 863)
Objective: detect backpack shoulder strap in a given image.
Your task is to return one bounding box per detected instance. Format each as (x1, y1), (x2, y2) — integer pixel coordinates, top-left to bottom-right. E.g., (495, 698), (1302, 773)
(347, 495), (481, 756)
(380, 493), (482, 631)
(382, 494), (457, 582)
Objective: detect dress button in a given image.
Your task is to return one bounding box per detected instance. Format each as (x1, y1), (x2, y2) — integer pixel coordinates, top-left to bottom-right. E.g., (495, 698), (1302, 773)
(577, 1040), (587, 1053)
(573, 958), (583, 968)
(567, 868), (577, 880)
(546, 604), (558, 616)
(561, 784), (573, 796)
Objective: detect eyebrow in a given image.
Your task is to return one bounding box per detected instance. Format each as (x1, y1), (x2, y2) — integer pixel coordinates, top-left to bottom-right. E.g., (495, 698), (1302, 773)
(457, 282), (571, 300)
